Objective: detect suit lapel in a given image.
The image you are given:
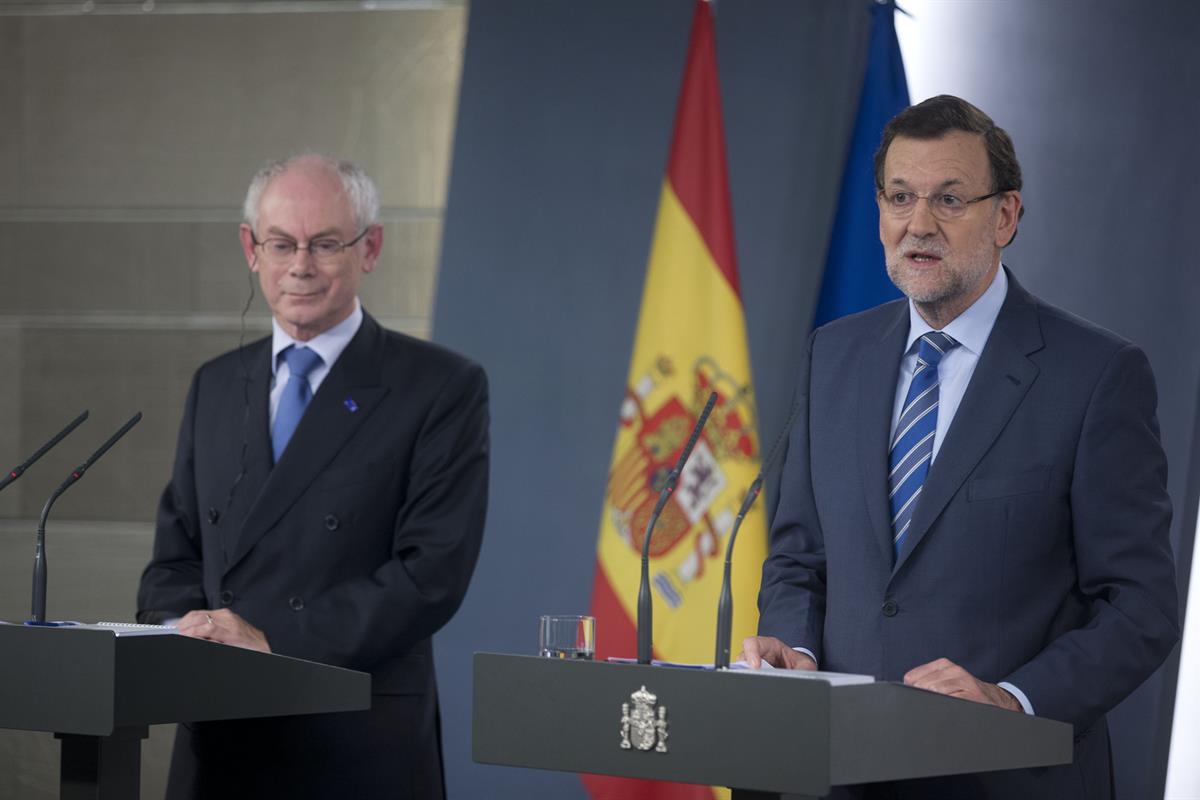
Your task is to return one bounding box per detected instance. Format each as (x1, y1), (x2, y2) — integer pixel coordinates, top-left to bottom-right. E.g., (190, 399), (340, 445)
(858, 302), (911, 566)
(226, 314), (391, 574)
(892, 276), (1044, 574)
(217, 339), (274, 569)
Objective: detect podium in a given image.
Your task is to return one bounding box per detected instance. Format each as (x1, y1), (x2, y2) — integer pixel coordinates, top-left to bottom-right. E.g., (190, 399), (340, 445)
(473, 653), (1073, 798)
(0, 624), (370, 799)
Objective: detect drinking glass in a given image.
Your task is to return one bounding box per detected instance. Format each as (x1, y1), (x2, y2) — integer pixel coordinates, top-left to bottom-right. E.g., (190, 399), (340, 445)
(538, 614), (595, 660)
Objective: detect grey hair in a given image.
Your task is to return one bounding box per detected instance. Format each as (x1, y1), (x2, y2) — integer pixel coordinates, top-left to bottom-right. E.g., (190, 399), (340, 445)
(242, 153), (380, 232)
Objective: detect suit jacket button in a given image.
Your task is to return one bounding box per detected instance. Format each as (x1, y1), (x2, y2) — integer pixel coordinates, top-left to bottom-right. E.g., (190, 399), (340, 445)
(881, 600), (899, 617)
(324, 514), (340, 531)
(219, 590), (234, 606)
(289, 596), (305, 611)
(207, 508), (220, 524)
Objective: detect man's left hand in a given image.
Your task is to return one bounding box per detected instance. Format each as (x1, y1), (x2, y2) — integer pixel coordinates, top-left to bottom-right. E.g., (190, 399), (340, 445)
(903, 657), (1020, 711)
(175, 608), (271, 653)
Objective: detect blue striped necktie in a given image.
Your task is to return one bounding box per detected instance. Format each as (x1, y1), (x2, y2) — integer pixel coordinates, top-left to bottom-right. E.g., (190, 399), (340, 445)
(889, 331), (959, 562)
(272, 345), (324, 463)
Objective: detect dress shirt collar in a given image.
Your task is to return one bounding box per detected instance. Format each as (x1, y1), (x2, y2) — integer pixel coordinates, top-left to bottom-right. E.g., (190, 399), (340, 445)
(271, 299), (364, 375)
(904, 264), (1008, 357)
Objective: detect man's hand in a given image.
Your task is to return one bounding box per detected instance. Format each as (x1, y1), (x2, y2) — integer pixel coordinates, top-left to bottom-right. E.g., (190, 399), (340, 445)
(903, 658), (1020, 711)
(176, 609), (271, 653)
(739, 636), (819, 670)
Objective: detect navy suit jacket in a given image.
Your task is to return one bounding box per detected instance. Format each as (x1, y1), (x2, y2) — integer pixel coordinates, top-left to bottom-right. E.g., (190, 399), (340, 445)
(137, 312), (489, 799)
(758, 271), (1178, 798)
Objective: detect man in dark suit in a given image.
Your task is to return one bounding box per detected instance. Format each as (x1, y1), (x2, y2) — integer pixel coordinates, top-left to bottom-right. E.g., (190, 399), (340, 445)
(137, 154), (488, 799)
(742, 96), (1179, 798)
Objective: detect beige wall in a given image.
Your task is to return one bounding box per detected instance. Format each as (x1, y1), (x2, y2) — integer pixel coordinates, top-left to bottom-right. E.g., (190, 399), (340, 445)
(0, 6), (464, 797)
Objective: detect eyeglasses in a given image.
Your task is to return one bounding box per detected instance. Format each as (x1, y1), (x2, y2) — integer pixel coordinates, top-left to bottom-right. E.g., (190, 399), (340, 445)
(252, 228), (370, 262)
(878, 189), (1006, 221)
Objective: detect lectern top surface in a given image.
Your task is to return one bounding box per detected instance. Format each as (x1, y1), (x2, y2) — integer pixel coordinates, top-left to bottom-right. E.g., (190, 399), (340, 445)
(1, 620), (177, 637)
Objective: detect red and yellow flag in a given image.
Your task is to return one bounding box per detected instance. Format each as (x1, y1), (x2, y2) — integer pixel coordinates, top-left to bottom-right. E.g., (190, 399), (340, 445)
(585, 3), (765, 798)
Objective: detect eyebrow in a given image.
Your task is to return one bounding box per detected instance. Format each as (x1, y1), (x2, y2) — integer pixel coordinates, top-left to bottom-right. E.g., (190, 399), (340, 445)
(886, 177), (967, 190)
(264, 226), (344, 239)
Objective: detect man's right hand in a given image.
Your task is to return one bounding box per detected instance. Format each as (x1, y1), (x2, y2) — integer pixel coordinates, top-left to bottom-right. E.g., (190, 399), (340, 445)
(176, 608), (271, 653)
(739, 636), (818, 670)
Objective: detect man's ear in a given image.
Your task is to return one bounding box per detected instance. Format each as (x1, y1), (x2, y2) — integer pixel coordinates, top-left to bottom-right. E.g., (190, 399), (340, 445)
(361, 224), (384, 274)
(239, 224), (260, 271)
(996, 191), (1022, 248)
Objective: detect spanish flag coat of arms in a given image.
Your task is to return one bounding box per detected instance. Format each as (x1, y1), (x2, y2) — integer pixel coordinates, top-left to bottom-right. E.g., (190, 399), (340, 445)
(586, 3), (766, 798)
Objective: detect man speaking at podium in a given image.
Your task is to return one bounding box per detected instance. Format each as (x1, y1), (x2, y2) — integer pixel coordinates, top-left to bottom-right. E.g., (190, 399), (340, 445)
(743, 97), (1179, 798)
(137, 154), (488, 799)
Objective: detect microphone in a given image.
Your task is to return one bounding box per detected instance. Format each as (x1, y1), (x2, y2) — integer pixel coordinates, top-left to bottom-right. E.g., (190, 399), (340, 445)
(713, 398), (800, 668)
(637, 391), (718, 664)
(0, 411), (89, 494)
(29, 412), (143, 625)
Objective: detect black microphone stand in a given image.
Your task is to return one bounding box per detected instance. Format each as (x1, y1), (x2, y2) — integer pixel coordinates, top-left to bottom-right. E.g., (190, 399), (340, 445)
(29, 412), (142, 625)
(713, 399), (800, 668)
(637, 392), (718, 664)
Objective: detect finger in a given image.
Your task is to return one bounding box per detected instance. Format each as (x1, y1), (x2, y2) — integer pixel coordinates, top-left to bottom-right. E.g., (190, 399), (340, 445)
(904, 657), (957, 685)
(178, 623), (216, 640)
(173, 610), (202, 628)
(907, 668), (967, 692)
(904, 657), (953, 683)
(175, 610), (213, 633)
(741, 637), (763, 669)
(917, 676), (971, 696)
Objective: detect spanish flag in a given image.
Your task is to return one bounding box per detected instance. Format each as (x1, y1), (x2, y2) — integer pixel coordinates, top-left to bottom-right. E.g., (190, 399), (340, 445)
(584, 2), (764, 798)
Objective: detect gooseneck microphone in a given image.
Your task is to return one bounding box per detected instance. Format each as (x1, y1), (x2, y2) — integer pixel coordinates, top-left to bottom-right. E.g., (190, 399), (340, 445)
(0, 411), (89, 494)
(637, 391), (718, 665)
(30, 412), (142, 624)
(713, 399), (800, 669)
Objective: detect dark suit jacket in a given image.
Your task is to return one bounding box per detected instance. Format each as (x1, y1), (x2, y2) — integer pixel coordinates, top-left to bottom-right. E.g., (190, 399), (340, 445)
(758, 271), (1178, 799)
(137, 312), (489, 800)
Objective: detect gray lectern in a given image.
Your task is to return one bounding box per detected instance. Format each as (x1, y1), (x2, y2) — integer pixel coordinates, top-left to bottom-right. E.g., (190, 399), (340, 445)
(473, 653), (1072, 799)
(0, 624), (370, 800)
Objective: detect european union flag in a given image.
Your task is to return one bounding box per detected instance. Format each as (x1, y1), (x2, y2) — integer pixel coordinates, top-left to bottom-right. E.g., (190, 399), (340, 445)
(812, 0), (910, 328)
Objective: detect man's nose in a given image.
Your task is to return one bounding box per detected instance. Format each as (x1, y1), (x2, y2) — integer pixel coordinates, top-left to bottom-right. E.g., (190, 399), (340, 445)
(905, 197), (939, 237)
(286, 247), (317, 274)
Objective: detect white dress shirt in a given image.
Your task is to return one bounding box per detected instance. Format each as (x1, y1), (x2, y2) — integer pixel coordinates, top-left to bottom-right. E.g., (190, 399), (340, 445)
(269, 301), (364, 426)
(889, 266), (1007, 459)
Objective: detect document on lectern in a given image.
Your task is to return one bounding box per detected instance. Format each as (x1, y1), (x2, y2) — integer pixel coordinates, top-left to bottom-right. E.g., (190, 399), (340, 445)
(729, 661), (875, 686)
(0, 620), (177, 637)
(603, 654), (875, 685)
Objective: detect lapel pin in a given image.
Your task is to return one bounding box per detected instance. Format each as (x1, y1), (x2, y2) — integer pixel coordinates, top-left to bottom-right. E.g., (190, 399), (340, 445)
(344, 397), (359, 413)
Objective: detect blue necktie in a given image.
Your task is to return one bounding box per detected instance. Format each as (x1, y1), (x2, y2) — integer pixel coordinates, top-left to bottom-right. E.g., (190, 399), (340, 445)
(272, 345), (324, 463)
(888, 331), (959, 562)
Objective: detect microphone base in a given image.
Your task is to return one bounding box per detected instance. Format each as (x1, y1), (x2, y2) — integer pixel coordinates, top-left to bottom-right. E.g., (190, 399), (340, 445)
(23, 620), (77, 627)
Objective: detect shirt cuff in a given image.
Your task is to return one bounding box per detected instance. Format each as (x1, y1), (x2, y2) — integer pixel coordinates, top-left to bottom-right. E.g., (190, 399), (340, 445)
(793, 647), (818, 667)
(997, 681), (1035, 715)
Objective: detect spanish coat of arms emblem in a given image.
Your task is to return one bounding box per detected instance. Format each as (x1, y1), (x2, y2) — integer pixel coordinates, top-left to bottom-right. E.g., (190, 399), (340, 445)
(620, 685), (669, 753)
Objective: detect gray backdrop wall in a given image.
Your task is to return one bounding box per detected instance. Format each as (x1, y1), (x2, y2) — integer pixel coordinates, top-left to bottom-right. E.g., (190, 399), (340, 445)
(433, 2), (1200, 800)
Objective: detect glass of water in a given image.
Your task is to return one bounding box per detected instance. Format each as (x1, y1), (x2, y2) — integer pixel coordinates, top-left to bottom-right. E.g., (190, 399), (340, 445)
(538, 614), (595, 660)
